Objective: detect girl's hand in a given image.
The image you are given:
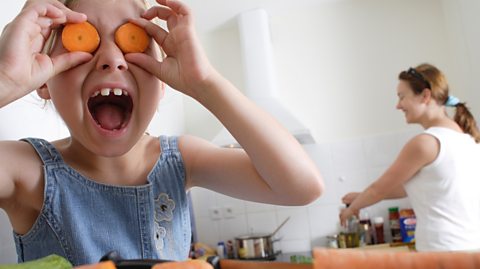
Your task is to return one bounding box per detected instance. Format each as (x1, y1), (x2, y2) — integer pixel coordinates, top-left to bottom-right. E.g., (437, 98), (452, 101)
(125, 0), (215, 99)
(0, 0), (92, 105)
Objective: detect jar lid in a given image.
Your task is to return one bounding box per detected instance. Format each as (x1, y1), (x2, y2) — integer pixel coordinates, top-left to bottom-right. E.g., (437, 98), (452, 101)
(388, 207), (399, 212)
(373, 216), (384, 223)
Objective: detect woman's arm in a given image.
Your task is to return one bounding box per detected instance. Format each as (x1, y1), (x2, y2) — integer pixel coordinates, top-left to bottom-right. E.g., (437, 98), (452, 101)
(342, 187), (407, 206)
(339, 134), (439, 225)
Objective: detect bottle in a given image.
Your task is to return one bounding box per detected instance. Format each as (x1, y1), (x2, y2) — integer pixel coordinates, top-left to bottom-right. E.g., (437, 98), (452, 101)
(373, 216), (385, 244)
(337, 233), (347, 248)
(226, 240), (235, 259)
(345, 215), (360, 248)
(216, 241), (226, 259)
(358, 210), (373, 245)
(389, 207), (402, 243)
(343, 204), (360, 248)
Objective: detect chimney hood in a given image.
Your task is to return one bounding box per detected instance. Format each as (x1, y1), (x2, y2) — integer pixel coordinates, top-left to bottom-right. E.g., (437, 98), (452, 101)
(212, 8), (314, 148)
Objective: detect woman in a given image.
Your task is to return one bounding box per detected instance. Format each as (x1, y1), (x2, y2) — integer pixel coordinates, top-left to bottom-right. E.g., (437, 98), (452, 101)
(340, 63), (480, 251)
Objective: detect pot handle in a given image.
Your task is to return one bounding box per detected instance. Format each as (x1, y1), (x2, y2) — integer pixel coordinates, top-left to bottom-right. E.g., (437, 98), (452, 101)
(270, 217), (290, 237)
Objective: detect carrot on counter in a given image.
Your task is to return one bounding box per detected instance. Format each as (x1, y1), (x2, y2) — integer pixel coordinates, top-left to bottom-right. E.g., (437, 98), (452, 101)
(152, 260), (213, 269)
(115, 22), (150, 53)
(74, 261), (116, 269)
(62, 21), (100, 53)
(313, 248), (480, 269)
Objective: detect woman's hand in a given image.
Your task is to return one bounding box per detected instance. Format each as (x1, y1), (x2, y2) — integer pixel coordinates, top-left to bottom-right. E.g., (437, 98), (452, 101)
(339, 192), (361, 226)
(342, 192), (360, 206)
(339, 206), (359, 227)
(0, 0), (92, 106)
(125, 0), (215, 99)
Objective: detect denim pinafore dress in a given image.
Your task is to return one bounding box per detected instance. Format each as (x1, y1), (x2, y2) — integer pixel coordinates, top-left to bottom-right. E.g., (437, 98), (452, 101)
(13, 136), (191, 266)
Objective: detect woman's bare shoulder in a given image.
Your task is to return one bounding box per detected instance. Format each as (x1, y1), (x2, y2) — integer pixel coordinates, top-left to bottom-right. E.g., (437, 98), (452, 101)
(400, 133), (439, 166)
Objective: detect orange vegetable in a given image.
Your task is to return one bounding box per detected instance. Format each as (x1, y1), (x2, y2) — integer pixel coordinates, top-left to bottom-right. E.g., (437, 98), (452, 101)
(62, 21), (100, 53)
(152, 260), (213, 269)
(74, 260), (116, 269)
(115, 22), (150, 53)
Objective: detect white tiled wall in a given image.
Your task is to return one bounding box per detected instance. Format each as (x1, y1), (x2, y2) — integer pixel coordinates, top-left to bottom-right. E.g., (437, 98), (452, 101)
(190, 129), (418, 252)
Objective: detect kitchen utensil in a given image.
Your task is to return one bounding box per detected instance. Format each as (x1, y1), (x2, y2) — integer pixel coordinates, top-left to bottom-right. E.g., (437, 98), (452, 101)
(234, 217), (290, 260)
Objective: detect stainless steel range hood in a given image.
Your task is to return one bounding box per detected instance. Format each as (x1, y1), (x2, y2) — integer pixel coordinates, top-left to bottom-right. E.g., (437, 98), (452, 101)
(212, 8), (314, 148)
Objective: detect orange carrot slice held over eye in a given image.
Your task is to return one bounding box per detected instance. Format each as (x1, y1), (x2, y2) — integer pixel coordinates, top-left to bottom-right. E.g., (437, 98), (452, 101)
(115, 22), (150, 53)
(62, 21), (100, 53)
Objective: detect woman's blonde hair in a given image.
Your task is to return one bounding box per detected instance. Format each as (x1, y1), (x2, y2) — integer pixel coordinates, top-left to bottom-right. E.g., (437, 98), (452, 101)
(398, 63), (480, 143)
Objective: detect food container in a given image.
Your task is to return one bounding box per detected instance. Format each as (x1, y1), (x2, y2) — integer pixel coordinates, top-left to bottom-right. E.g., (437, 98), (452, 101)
(235, 233), (277, 260)
(234, 217), (290, 260)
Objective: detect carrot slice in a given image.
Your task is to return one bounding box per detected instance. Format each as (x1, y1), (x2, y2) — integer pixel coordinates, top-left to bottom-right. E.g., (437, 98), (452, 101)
(115, 22), (149, 53)
(62, 21), (100, 53)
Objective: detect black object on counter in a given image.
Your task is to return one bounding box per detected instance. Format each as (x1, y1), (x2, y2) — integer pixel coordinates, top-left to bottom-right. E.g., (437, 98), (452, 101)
(99, 251), (220, 269)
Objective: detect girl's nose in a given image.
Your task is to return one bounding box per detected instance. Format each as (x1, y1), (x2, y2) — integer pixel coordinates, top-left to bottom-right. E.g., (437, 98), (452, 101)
(95, 40), (128, 72)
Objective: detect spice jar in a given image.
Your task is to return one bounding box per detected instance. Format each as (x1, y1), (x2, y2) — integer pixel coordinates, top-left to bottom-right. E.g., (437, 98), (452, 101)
(389, 207), (402, 243)
(373, 216), (385, 244)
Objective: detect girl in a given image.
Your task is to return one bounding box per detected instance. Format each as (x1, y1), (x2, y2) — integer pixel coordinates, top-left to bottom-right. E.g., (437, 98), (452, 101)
(340, 63), (480, 251)
(0, 0), (324, 265)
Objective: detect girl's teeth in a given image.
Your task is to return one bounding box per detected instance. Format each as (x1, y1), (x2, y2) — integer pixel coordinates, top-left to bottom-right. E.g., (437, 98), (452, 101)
(113, 88), (123, 96)
(92, 91), (100, 97)
(101, 88), (111, 96)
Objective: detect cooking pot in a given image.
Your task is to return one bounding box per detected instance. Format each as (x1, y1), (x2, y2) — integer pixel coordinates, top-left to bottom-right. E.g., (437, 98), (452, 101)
(235, 233), (278, 260)
(234, 217), (290, 260)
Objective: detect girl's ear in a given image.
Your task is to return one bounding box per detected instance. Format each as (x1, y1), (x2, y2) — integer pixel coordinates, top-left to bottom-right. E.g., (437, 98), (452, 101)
(36, 84), (51, 100)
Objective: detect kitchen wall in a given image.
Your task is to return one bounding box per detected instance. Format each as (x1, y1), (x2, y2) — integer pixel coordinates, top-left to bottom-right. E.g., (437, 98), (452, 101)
(441, 0), (480, 116)
(190, 129), (416, 252)
(181, 0), (479, 141)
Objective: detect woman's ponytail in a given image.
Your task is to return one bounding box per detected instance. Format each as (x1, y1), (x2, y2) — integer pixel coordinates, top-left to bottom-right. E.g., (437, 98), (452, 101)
(453, 103), (480, 143)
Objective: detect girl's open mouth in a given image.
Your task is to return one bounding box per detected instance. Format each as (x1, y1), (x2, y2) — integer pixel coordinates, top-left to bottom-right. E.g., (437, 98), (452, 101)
(87, 88), (133, 131)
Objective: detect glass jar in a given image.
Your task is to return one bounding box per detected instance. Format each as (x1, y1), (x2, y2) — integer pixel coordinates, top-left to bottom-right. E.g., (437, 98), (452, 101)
(373, 216), (385, 244)
(389, 207), (402, 243)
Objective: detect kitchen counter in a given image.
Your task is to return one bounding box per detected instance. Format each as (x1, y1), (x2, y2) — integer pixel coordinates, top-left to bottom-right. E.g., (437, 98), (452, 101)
(275, 252), (312, 263)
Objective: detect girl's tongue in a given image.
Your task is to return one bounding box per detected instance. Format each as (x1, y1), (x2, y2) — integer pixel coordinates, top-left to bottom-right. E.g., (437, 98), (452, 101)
(93, 103), (124, 130)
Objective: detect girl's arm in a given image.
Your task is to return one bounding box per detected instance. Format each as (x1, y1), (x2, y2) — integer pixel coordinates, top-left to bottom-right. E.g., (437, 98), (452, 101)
(179, 74), (323, 205)
(0, 0), (90, 207)
(339, 134), (438, 225)
(126, 0), (324, 205)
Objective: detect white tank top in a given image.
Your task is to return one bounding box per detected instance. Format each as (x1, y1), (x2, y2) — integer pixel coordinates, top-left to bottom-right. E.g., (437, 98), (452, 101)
(403, 127), (480, 251)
